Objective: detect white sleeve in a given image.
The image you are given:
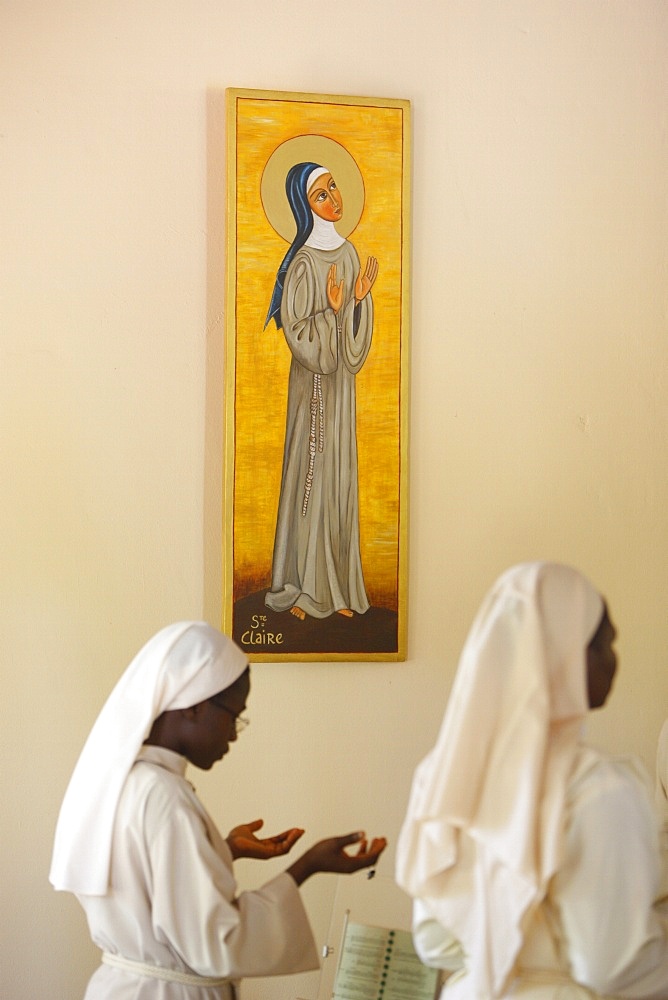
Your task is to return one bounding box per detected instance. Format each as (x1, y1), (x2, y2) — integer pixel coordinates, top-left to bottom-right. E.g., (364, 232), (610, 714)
(412, 898), (465, 974)
(148, 793), (319, 979)
(552, 758), (668, 999)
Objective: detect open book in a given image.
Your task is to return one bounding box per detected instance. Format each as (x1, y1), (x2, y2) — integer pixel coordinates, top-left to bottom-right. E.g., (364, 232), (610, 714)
(314, 873), (442, 1000)
(331, 921), (440, 1000)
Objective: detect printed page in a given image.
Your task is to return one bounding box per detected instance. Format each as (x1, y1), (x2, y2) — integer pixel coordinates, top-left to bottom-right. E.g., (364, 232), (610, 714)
(333, 922), (440, 1000)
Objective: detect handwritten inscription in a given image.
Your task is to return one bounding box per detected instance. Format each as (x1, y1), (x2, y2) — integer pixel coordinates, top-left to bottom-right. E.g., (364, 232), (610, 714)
(240, 614), (283, 646)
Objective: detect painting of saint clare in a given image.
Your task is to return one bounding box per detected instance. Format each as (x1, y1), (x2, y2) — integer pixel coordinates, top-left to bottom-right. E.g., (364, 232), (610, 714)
(223, 89), (410, 661)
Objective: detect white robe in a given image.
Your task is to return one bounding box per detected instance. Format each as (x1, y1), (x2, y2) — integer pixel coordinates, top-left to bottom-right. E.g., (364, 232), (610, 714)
(77, 746), (319, 999)
(412, 748), (668, 999)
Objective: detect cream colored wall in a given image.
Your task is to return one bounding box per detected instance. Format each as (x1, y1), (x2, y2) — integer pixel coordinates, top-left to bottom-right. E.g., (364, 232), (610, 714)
(2, 1), (667, 998)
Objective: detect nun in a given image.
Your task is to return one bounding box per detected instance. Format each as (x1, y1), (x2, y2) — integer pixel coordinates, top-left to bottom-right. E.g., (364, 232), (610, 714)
(396, 562), (668, 999)
(51, 622), (386, 998)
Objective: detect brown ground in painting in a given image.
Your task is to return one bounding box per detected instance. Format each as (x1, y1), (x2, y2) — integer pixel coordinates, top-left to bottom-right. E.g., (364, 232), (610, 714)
(232, 589), (398, 656)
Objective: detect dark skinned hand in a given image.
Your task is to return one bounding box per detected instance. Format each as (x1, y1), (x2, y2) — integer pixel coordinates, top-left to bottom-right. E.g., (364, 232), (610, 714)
(226, 819), (305, 861)
(287, 831), (388, 886)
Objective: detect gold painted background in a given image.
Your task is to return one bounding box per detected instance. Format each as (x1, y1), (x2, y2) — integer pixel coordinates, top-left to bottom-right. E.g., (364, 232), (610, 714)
(226, 91), (408, 619)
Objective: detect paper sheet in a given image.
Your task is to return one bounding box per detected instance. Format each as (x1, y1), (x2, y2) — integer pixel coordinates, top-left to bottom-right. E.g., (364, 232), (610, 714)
(332, 921), (440, 1000)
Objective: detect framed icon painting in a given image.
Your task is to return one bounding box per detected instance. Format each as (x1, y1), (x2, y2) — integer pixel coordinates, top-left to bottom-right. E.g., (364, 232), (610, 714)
(223, 88), (410, 661)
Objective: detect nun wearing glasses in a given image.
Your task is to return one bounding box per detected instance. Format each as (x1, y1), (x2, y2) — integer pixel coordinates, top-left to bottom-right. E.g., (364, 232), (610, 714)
(51, 622), (386, 999)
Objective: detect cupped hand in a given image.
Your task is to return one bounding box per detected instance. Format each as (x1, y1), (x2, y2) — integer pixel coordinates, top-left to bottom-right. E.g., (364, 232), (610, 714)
(226, 819), (305, 861)
(288, 831), (388, 885)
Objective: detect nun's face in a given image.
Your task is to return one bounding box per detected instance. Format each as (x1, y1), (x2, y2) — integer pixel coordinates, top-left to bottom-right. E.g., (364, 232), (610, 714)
(186, 668), (251, 770)
(307, 172), (343, 222)
(586, 606), (618, 709)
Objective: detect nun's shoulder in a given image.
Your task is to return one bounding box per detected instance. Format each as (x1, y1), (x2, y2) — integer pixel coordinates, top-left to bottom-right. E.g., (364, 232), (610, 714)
(568, 744), (653, 809)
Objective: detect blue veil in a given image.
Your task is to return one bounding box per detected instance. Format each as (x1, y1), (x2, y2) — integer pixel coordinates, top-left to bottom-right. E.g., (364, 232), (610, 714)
(264, 161), (322, 331)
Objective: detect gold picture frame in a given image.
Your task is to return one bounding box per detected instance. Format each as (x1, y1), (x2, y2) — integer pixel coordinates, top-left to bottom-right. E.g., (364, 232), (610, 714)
(223, 88), (410, 661)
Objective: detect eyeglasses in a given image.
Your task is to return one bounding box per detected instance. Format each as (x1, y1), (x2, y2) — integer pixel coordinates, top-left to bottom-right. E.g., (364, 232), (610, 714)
(209, 698), (250, 735)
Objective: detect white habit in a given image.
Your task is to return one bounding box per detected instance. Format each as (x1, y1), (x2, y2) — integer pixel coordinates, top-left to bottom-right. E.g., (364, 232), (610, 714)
(50, 623), (320, 998)
(412, 745), (668, 998)
(79, 746), (318, 999)
(396, 563), (668, 999)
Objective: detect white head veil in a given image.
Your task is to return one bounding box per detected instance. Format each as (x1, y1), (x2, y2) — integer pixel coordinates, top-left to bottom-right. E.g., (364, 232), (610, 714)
(305, 165), (345, 251)
(395, 563), (604, 998)
(50, 622), (248, 896)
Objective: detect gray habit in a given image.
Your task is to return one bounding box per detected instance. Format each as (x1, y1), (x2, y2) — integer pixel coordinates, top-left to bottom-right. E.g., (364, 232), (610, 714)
(265, 241), (373, 619)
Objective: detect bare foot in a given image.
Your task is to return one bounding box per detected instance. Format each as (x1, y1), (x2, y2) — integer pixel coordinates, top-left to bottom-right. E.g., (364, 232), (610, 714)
(337, 609), (354, 617)
(290, 606), (306, 621)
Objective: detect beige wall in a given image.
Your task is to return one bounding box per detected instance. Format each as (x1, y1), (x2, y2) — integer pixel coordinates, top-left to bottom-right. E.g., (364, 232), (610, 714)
(2, 2), (667, 997)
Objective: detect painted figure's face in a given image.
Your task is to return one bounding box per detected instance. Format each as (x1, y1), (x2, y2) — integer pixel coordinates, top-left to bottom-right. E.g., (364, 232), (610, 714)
(307, 172), (343, 222)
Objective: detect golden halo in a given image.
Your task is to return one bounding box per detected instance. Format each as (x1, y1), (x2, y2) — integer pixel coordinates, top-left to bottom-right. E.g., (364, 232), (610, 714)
(261, 135), (365, 243)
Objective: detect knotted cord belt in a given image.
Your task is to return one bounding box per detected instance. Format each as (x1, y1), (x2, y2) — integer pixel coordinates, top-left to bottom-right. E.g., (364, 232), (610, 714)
(102, 951), (234, 991)
(302, 371), (324, 516)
